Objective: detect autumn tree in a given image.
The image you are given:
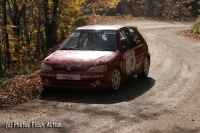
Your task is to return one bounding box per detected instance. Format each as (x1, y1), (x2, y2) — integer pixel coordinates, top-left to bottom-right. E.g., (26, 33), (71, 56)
(0, 0), (86, 77)
(108, 0), (193, 18)
(7, 0), (26, 66)
(84, 0), (119, 15)
(57, 0), (86, 40)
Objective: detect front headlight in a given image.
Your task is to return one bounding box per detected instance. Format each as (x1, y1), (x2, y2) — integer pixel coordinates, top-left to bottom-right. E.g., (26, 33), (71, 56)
(41, 63), (52, 71)
(87, 65), (108, 72)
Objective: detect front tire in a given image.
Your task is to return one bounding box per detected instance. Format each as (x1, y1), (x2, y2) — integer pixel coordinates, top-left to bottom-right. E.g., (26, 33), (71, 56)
(110, 68), (121, 91)
(41, 86), (54, 93)
(137, 57), (150, 78)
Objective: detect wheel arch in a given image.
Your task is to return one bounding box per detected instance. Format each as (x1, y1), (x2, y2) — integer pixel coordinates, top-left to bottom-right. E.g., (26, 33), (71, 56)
(115, 66), (122, 72)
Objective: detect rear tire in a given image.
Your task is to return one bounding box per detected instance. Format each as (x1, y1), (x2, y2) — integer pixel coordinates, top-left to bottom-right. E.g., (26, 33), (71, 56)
(137, 57), (150, 78)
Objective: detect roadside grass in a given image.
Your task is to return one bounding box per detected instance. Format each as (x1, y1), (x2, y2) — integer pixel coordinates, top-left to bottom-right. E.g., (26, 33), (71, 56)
(190, 18), (200, 34)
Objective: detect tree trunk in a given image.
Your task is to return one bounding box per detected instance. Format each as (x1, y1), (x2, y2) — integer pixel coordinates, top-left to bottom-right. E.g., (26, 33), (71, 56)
(147, 0), (154, 17)
(43, 0), (59, 49)
(198, 0), (200, 18)
(127, 0), (136, 17)
(0, 2), (3, 75)
(2, 0), (11, 68)
(36, 4), (42, 55)
(0, 45), (2, 75)
(22, 4), (31, 59)
(10, 0), (25, 54)
(51, 0), (59, 46)
(44, 0), (51, 49)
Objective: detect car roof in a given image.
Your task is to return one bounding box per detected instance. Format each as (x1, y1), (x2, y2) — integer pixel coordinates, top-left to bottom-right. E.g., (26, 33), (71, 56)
(76, 25), (126, 30)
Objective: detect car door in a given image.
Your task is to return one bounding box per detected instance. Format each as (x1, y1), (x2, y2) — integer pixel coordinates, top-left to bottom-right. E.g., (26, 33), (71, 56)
(128, 27), (145, 72)
(120, 28), (136, 77)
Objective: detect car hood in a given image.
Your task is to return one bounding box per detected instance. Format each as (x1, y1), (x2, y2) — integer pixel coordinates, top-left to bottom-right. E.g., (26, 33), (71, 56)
(44, 50), (116, 68)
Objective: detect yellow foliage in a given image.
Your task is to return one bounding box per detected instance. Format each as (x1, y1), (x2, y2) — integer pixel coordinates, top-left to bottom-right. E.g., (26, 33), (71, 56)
(1, 0), (86, 70)
(85, 0), (119, 14)
(58, 0), (86, 36)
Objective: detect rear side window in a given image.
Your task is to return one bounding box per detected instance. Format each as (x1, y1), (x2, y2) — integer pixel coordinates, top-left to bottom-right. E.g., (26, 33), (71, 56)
(128, 28), (142, 46)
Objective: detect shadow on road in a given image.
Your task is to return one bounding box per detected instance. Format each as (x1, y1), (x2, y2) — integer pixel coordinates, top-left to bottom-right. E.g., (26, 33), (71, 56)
(40, 76), (155, 104)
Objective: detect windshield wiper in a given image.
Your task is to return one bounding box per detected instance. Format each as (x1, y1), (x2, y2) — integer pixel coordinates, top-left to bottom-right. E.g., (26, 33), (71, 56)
(59, 47), (77, 50)
(67, 47), (78, 50)
(59, 47), (67, 50)
(89, 49), (104, 51)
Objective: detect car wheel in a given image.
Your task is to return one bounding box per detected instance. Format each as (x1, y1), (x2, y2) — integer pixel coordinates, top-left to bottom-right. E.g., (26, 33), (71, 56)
(110, 68), (121, 91)
(137, 57), (150, 78)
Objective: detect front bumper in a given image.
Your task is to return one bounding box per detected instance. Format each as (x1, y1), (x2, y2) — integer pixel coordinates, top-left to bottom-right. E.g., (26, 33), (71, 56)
(40, 71), (112, 89)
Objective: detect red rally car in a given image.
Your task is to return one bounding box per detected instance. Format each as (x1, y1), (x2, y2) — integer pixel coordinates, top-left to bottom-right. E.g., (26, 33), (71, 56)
(40, 25), (150, 91)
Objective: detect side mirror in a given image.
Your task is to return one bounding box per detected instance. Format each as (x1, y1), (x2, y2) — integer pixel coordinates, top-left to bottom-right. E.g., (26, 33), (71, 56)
(121, 46), (127, 53)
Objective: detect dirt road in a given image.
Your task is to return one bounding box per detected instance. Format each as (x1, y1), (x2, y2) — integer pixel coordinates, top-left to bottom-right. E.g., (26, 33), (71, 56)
(0, 20), (200, 133)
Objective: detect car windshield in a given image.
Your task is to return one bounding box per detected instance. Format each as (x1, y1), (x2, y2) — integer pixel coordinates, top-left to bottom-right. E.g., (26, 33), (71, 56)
(59, 30), (117, 51)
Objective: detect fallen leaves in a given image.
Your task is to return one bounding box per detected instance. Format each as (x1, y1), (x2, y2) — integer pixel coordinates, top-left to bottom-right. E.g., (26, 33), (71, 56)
(181, 30), (200, 41)
(0, 32), (60, 110)
(0, 70), (43, 110)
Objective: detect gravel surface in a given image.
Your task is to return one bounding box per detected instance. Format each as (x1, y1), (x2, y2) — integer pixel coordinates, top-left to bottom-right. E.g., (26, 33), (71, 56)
(0, 20), (200, 133)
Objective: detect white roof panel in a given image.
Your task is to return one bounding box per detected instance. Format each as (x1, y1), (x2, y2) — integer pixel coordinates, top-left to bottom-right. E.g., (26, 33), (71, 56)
(76, 25), (124, 30)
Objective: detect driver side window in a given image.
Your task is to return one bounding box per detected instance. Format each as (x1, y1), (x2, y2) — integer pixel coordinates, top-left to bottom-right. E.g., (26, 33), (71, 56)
(120, 29), (133, 50)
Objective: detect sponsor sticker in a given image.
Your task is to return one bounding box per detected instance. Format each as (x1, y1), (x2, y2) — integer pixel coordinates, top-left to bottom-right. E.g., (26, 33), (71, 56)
(124, 50), (135, 75)
(58, 62), (82, 68)
(40, 73), (55, 77)
(104, 31), (116, 35)
(70, 33), (80, 37)
(81, 74), (104, 79)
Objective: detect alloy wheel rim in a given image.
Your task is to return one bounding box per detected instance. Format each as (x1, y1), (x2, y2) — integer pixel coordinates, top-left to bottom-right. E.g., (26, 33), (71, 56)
(112, 69), (121, 90)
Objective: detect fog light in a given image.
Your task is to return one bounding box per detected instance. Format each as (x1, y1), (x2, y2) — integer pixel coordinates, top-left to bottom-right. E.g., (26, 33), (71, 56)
(95, 80), (100, 86)
(44, 79), (49, 84)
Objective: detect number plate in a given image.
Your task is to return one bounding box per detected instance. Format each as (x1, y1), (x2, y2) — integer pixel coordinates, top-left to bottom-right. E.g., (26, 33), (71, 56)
(56, 74), (81, 80)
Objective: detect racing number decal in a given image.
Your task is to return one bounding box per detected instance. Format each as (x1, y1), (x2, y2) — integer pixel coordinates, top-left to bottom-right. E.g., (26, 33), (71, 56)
(124, 51), (135, 75)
